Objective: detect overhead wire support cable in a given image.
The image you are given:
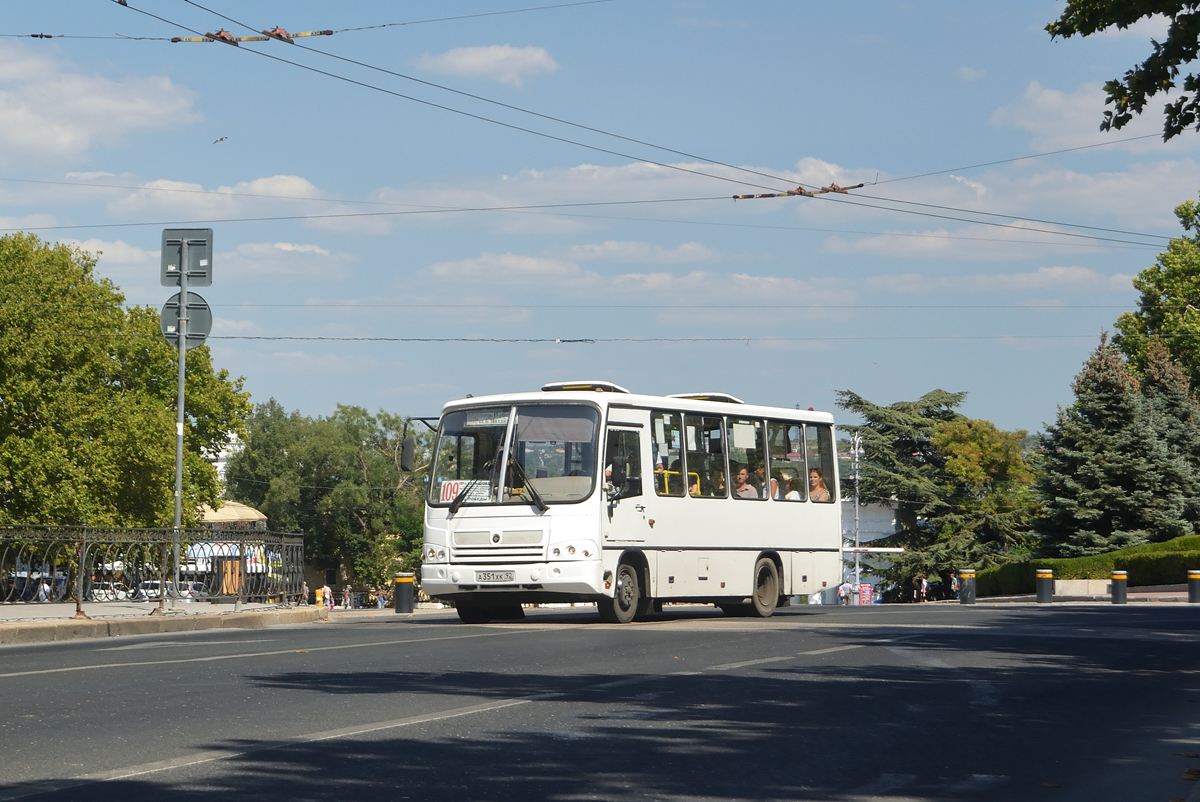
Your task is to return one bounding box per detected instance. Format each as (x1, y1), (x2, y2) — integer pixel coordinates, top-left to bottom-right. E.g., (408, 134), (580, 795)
(332, 0), (618, 32)
(175, 0), (806, 194)
(112, 1), (1178, 244)
(113, 0), (794, 194)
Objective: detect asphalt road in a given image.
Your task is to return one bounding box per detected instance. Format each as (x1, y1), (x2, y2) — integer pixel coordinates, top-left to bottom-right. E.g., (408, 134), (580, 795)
(1, 604), (1198, 802)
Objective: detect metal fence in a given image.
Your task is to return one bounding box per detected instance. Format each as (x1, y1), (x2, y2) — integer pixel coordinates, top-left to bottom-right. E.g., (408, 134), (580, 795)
(0, 526), (305, 606)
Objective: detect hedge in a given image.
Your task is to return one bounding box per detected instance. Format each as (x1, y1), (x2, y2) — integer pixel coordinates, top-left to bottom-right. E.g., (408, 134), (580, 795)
(976, 536), (1200, 596)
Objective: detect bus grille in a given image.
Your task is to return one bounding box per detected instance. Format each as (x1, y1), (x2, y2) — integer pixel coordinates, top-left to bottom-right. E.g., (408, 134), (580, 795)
(451, 546), (545, 564)
(450, 529), (545, 564)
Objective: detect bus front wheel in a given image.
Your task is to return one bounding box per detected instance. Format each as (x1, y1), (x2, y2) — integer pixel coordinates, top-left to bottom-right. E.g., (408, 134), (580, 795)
(598, 563), (639, 624)
(751, 558), (779, 618)
(457, 602), (492, 624)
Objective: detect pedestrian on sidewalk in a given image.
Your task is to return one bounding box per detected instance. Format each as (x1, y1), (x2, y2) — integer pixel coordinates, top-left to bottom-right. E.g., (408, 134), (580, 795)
(300, 581), (309, 605)
(376, 588), (386, 609)
(343, 584), (353, 610)
(36, 578), (51, 603)
(920, 576), (929, 602)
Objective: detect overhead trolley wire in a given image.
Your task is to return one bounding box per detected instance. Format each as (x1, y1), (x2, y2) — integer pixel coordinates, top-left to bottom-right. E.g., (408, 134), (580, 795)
(174, 0), (1181, 245)
(112, 1), (795, 195)
(332, 0), (618, 32)
(0, 174), (1169, 248)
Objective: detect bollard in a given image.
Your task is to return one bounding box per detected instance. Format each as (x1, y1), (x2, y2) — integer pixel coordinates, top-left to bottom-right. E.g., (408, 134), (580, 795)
(394, 572), (414, 614)
(1111, 569), (1127, 604)
(1036, 568), (1054, 604)
(1188, 570), (1199, 604)
(958, 569), (976, 605)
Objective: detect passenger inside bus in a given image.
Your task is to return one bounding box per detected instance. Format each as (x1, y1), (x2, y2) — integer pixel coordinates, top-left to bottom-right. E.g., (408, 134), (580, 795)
(809, 468), (831, 502)
(733, 466), (758, 499)
(779, 471), (802, 500)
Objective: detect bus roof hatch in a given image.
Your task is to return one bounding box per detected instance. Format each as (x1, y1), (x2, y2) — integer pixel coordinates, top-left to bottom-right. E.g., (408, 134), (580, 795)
(667, 392), (745, 404)
(541, 380), (631, 394)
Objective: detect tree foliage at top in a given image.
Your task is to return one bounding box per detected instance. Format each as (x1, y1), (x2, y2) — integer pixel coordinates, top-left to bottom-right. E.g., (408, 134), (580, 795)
(1114, 196), (1200, 385)
(0, 233), (250, 526)
(837, 390), (1035, 592)
(1048, 1), (1200, 139)
(1035, 336), (1196, 556)
(225, 400), (428, 587)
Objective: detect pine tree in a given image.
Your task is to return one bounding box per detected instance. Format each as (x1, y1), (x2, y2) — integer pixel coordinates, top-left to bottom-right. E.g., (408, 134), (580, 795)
(1140, 337), (1200, 530)
(1035, 337), (1190, 556)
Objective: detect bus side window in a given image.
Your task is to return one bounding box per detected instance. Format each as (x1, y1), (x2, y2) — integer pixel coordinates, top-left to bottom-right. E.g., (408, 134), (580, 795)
(805, 424), (836, 502)
(728, 418), (766, 500)
(605, 429), (642, 498)
(652, 411), (684, 497)
(768, 421), (806, 501)
(685, 415), (727, 498)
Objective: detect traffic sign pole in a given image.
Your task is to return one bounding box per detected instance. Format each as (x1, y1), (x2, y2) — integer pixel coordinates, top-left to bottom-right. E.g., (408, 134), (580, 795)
(171, 239), (188, 608)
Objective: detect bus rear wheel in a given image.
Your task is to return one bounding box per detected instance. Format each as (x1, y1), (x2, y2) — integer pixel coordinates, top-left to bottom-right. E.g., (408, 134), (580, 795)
(751, 557), (779, 618)
(598, 563), (639, 624)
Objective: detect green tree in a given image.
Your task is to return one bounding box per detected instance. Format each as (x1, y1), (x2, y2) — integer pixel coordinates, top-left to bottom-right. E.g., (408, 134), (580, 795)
(837, 390), (1036, 594)
(1140, 337), (1200, 527)
(0, 233), (249, 526)
(932, 418), (1037, 558)
(225, 400), (426, 587)
(1113, 196), (1200, 385)
(1047, 2), (1200, 139)
(1034, 336), (1194, 556)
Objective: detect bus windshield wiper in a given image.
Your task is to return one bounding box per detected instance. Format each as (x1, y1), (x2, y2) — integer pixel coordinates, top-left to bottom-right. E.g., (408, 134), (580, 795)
(507, 459), (548, 512)
(448, 480), (480, 514)
(449, 446), (504, 514)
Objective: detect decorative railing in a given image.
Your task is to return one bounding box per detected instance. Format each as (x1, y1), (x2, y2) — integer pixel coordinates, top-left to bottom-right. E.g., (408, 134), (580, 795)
(0, 526), (305, 606)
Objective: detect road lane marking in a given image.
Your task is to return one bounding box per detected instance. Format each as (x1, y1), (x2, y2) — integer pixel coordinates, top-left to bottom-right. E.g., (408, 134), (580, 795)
(708, 655), (794, 671)
(96, 639), (276, 651)
(708, 643), (864, 671)
(0, 630), (529, 679)
(798, 644), (865, 656)
(0, 697), (532, 801)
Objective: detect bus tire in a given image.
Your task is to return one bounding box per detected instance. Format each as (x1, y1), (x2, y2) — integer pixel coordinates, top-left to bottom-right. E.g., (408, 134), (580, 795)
(751, 557), (779, 618)
(456, 602), (492, 624)
(598, 563), (639, 624)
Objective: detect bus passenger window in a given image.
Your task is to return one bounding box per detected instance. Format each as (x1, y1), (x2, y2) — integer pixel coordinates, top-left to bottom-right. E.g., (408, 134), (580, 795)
(684, 415), (727, 498)
(767, 421), (806, 501)
(651, 411), (684, 497)
(729, 418), (766, 500)
(806, 424), (836, 502)
(605, 429), (642, 498)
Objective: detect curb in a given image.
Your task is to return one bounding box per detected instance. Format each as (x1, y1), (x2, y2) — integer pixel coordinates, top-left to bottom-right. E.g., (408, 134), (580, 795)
(0, 606), (329, 646)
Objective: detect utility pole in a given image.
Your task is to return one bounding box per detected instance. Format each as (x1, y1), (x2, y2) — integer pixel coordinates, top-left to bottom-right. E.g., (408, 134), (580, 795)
(853, 431), (861, 604)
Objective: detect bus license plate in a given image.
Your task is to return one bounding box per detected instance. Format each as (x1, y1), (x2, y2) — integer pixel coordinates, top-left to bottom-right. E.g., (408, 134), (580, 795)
(476, 571), (514, 582)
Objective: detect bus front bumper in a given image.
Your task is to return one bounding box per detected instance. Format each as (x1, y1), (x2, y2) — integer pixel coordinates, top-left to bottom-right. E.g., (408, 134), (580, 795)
(422, 560), (605, 603)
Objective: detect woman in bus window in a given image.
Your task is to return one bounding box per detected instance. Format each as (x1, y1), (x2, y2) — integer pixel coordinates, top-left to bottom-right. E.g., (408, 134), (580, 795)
(780, 472), (802, 500)
(809, 468), (831, 502)
(733, 466), (758, 499)
(711, 468), (727, 497)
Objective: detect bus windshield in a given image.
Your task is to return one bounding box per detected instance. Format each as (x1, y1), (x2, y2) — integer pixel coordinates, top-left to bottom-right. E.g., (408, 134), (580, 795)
(429, 404), (600, 507)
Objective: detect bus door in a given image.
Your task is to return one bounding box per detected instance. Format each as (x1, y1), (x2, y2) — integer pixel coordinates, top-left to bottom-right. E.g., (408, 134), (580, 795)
(602, 423), (649, 547)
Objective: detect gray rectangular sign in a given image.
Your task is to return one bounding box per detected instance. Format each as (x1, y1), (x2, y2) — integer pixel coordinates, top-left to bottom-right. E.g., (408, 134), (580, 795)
(160, 228), (213, 287)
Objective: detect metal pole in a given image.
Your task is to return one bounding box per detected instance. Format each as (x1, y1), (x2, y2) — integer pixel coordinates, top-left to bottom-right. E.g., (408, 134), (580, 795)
(172, 240), (188, 608)
(853, 432), (861, 604)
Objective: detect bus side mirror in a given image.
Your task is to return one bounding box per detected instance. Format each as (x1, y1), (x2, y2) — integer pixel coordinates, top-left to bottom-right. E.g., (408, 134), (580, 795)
(401, 436), (415, 472)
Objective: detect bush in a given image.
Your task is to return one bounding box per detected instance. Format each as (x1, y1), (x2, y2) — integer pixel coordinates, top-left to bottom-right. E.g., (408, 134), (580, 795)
(975, 535), (1200, 595)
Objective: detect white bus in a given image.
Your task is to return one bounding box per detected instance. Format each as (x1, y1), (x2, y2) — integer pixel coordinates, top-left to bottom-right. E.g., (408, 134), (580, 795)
(420, 381), (842, 623)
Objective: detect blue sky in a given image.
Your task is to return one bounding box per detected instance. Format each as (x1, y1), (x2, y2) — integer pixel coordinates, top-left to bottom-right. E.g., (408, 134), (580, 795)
(1, 1), (1193, 433)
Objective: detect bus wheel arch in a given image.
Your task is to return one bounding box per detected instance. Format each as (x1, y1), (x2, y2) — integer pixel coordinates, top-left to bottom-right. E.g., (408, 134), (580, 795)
(599, 550), (645, 624)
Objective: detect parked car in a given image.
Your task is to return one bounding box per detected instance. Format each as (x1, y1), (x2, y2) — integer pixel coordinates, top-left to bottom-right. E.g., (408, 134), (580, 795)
(89, 582), (129, 601)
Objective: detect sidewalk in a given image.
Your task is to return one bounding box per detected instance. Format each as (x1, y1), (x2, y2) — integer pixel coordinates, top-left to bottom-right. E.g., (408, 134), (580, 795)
(0, 599), (328, 645)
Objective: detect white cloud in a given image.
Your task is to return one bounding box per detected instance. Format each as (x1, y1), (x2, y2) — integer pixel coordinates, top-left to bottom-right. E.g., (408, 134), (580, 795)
(0, 44), (198, 163)
(221, 242), (354, 281)
(431, 252), (599, 287)
(958, 67), (985, 82)
(565, 240), (716, 263)
(415, 45), (559, 87)
(107, 175), (325, 218)
(864, 266), (1132, 294)
(990, 81), (1195, 153)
